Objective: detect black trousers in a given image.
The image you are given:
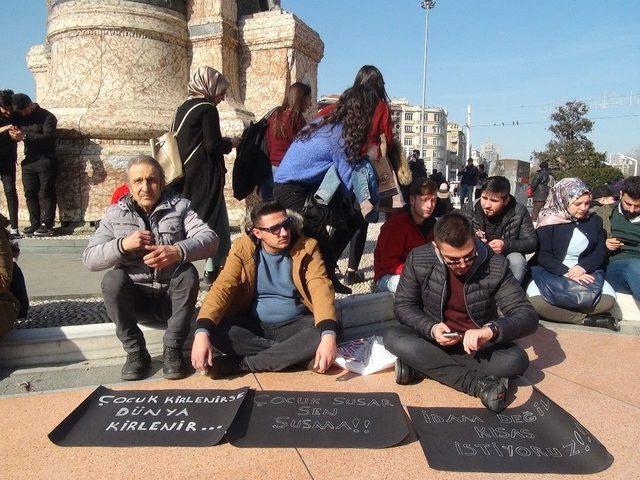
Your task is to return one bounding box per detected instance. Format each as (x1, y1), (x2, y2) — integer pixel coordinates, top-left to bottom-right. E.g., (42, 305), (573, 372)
(101, 264), (199, 353)
(273, 182), (362, 275)
(0, 163), (18, 229)
(211, 314), (323, 372)
(21, 156), (57, 228)
(347, 214), (368, 271)
(10, 262), (29, 319)
(384, 325), (530, 395)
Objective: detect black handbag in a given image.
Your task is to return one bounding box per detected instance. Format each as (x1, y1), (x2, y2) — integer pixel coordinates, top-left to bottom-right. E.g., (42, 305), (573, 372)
(530, 266), (605, 309)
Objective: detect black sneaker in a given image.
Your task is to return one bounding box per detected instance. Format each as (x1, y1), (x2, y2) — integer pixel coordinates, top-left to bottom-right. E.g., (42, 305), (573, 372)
(22, 225), (38, 235)
(476, 376), (509, 413)
(33, 224), (54, 237)
(332, 277), (352, 295)
(582, 314), (621, 332)
(163, 345), (188, 379)
(344, 270), (366, 285)
(121, 349), (152, 381)
(208, 355), (246, 379)
(394, 358), (417, 385)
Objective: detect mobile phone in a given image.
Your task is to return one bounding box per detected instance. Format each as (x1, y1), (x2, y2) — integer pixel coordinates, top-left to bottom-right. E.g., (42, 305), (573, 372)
(442, 332), (461, 339)
(616, 237), (639, 247)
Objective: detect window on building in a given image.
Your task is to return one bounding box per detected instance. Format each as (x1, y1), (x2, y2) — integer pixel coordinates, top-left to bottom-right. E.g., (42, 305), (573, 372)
(434, 113), (441, 122)
(432, 138), (439, 146)
(404, 112), (413, 121)
(404, 138), (413, 146)
(404, 125), (412, 133)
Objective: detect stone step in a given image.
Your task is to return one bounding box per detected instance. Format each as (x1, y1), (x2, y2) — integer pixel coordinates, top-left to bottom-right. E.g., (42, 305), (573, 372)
(0, 293), (396, 369)
(3, 289), (638, 370)
(17, 236), (90, 255)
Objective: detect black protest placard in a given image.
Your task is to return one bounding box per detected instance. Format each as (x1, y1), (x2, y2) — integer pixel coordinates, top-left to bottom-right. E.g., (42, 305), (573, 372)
(49, 385), (249, 447)
(407, 388), (613, 474)
(227, 390), (408, 448)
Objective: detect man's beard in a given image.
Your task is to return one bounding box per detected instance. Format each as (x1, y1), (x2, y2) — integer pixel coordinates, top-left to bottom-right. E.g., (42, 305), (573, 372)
(622, 206), (640, 220)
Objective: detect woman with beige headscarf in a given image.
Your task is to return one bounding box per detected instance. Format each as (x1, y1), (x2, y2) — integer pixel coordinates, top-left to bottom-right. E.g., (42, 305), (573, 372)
(172, 66), (234, 284)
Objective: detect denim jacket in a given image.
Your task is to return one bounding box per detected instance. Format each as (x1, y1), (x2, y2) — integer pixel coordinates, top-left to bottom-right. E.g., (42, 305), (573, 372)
(315, 161), (380, 222)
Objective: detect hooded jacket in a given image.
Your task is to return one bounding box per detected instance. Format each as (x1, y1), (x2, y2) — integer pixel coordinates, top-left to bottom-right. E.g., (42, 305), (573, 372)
(394, 239), (538, 344)
(83, 192), (218, 287)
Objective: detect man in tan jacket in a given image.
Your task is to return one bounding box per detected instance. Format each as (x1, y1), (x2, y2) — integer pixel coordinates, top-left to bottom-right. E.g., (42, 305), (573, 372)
(0, 214), (20, 337)
(192, 201), (340, 378)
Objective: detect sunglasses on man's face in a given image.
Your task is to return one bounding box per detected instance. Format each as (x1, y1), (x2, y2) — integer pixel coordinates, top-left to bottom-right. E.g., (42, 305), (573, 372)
(442, 251), (478, 266)
(254, 217), (292, 235)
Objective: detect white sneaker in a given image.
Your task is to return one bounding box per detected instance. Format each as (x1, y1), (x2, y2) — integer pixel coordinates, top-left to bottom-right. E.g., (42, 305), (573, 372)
(9, 228), (19, 237)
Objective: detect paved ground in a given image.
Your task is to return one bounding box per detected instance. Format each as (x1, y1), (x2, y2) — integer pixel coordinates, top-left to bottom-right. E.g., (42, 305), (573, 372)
(0, 325), (638, 480)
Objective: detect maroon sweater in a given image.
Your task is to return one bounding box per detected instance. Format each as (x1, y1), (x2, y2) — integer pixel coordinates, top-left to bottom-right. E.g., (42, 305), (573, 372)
(266, 109), (305, 166)
(443, 269), (477, 333)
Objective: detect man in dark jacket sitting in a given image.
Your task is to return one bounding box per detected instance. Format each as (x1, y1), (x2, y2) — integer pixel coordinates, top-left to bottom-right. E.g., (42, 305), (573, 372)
(384, 213), (538, 412)
(462, 176), (537, 283)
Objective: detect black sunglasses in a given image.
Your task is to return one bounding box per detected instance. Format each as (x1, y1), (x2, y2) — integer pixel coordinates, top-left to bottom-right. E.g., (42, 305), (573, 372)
(254, 216), (292, 235)
(442, 251), (478, 266)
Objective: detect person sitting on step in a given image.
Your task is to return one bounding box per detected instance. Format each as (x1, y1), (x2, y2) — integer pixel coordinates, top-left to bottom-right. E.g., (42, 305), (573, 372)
(462, 175), (537, 284)
(384, 213), (538, 413)
(526, 178), (619, 331)
(374, 178), (438, 293)
(83, 155), (218, 381)
(191, 200), (340, 378)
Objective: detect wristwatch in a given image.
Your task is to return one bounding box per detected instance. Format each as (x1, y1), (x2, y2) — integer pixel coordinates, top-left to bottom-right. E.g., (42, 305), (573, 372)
(485, 322), (500, 340)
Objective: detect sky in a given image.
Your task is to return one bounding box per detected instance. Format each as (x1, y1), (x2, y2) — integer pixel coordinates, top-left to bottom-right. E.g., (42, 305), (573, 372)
(1, 0), (638, 161)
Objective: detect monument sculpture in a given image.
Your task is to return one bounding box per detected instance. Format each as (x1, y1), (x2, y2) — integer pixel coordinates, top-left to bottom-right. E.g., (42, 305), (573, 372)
(11, 0), (323, 226)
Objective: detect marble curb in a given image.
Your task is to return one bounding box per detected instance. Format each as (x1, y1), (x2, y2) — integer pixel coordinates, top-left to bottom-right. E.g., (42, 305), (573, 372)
(0, 293), (396, 369)
(2, 291), (638, 369)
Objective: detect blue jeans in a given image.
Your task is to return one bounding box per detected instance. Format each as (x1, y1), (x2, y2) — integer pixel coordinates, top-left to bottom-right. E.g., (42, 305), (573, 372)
(260, 166), (278, 201)
(505, 252), (527, 284)
(460, 184), (474, 205)
(377, 274), (401, 293)
(606, 259), (640, 300)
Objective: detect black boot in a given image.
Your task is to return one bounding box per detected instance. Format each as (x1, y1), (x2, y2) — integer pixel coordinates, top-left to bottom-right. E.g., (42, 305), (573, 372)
(121, 349), (152, 381)
(203, 267), (221, 287)
(475, 376), (508, 413)
(332, 276), (352, 295)
(344, 270), (366, 285)
(581, 314), (621, 332)
(394, 358), (417, 385)
(208, 355), (247, 379)
(163, 345), (188, 380)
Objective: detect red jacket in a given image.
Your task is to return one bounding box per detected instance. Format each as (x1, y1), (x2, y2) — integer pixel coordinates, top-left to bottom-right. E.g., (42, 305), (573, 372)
(373, 211), (435, 281)
(317, 100), (393, 156)
(266, 108), (305, 166)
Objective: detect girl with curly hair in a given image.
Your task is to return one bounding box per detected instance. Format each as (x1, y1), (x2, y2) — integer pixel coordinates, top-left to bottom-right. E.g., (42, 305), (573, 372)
(273, 65), (392, 294)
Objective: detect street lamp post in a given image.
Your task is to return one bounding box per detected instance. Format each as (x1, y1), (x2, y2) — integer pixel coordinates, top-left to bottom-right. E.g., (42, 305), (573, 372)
(420, 0), (435, 173)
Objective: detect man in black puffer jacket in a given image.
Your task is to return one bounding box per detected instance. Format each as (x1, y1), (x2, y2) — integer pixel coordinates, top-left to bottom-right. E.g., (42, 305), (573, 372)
(462, 176), (537, 283)
(384, 213), (538, 412)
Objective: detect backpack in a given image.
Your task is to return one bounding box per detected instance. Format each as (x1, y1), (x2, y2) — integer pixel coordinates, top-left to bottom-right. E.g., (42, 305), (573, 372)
(150, 101), (215, 186)
(232, 108), (277, 201)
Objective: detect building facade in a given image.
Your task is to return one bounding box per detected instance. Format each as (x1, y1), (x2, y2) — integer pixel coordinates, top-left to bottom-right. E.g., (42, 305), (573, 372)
(446, 122), (467, 172)
(389, 98), (447, 173)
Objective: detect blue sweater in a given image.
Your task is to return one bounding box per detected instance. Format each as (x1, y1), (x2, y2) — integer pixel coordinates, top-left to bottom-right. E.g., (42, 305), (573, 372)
(249, 248), (307, 323)
(274, 123), (354, 191)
